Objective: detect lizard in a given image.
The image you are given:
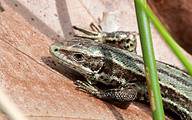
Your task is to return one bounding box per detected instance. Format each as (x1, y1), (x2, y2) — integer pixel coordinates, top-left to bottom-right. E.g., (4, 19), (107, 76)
(73, 22), (137, 53)
(49, 37), (192, 120)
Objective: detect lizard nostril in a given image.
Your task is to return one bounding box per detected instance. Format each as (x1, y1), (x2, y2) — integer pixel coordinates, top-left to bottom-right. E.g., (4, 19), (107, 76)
(55, 48), (58, 51)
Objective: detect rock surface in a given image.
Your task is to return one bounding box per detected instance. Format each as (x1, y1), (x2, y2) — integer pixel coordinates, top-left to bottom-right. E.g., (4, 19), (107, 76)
(0, 0), (191, 119)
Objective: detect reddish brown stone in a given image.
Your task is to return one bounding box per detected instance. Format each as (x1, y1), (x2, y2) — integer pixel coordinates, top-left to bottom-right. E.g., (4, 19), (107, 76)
(0, 0), (191, 120)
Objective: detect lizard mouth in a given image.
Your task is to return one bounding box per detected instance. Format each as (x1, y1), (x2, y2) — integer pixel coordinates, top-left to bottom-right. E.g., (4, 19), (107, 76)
(49, 41), (95, 75)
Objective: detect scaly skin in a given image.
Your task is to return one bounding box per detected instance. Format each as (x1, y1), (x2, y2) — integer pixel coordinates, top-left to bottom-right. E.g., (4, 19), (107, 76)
(50, 38), (192, 120)
(73, 22), (137, 53)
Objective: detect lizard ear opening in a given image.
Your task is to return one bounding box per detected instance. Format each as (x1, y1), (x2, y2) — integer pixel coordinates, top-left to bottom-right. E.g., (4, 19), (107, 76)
(89, 57), (105, 72)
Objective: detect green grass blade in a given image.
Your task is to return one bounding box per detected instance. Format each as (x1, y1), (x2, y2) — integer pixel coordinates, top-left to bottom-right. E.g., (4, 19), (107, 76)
(134, 0), (165, 119)
(135, 0), (192, 76)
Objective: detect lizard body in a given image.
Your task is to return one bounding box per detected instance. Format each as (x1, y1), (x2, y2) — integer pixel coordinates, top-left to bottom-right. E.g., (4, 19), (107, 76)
(50, 38), (192, 120)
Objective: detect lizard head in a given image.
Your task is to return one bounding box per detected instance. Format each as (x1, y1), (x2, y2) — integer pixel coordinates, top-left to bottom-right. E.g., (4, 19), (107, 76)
(49, 37), (105, 76)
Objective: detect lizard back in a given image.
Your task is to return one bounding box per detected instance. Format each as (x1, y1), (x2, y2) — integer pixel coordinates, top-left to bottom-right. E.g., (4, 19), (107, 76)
(49, 37), (192, 120)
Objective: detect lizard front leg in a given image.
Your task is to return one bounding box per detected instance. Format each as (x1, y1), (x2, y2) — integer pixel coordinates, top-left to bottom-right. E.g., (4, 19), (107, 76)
(73, 22), (137, 53)
(75, 80), (137, 102)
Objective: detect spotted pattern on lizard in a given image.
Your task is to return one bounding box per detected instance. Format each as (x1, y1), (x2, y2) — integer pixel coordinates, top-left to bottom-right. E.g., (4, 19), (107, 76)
(73, 22), (137, 53)
(49, 38), (192, 120)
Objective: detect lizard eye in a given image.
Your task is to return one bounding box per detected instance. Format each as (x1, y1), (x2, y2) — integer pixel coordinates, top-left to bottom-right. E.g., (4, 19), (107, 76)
(73, 53), (85, 62)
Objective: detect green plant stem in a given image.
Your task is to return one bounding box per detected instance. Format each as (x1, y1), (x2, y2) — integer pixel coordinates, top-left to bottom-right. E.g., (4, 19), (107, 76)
(134, 0), (165, 120)
(135, 0), (192, 76)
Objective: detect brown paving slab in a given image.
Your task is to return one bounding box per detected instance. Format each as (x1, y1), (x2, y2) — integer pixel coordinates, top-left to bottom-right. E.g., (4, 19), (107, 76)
(148, 0), (192, 55)
(0, 0), (191, 120)
(0, 111), (9, 120)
